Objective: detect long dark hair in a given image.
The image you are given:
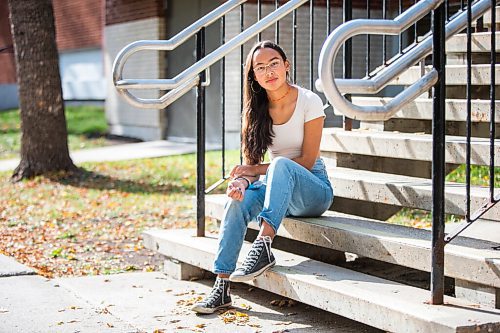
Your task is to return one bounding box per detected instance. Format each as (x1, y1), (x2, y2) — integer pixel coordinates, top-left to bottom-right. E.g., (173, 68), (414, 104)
(242, 40), (289, 165)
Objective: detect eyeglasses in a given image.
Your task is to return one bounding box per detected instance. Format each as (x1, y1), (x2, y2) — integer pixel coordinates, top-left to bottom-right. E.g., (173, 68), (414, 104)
(253, 59), (282, 76)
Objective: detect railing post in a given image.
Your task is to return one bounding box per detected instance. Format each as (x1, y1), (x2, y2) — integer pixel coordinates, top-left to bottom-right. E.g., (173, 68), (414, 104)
(490, 0), (496, 202)
(196, 28), (206, 237)
(431, 2), (446, 305)
(343, 0), (353, 131)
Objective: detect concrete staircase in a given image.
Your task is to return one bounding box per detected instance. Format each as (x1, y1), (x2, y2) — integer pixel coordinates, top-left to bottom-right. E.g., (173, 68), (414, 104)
(143, 6), (500, 333)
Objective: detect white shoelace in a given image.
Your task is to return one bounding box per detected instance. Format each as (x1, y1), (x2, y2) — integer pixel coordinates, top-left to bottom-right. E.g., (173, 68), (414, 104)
(241, 236), (273, 271)
(205, 278), (225, 304)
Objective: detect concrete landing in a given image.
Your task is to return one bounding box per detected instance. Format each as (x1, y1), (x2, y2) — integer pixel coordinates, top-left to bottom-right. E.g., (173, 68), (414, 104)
(0, 275), (136, 333)
(55, 272), (380, 333)
(0, 255), (381, 332)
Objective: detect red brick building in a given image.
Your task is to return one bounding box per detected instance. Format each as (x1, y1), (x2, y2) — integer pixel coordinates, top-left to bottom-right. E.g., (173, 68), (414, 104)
(0, 0), (104, 109)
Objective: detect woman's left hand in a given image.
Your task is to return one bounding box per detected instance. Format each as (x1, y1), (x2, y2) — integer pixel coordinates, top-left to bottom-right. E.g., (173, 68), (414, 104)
(227, 179), (246, 201)
(230, 164), (256, 178)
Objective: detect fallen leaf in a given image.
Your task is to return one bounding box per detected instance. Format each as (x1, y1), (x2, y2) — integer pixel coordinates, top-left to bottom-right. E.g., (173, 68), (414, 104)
(271, 299), (296, 308)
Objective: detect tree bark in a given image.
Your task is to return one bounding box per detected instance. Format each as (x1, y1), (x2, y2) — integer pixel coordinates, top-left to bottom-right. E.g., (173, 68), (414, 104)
(8, 0), (76, 181)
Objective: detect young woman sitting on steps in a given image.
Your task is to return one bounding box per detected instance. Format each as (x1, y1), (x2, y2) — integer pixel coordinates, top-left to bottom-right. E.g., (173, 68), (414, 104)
(192, 40), (334, 314)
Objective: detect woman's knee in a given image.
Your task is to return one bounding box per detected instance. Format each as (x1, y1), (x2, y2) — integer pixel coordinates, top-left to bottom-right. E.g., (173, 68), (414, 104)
(268, 156), (294, 174)
(223, 198), (252, 224)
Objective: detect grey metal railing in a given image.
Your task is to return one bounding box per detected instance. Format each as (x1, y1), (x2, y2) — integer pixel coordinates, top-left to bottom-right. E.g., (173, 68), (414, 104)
(112, 0), (308, 109)
(317, 0), (498, 305)
(112, 0), (245, 109)
(316, 0), (494, 121)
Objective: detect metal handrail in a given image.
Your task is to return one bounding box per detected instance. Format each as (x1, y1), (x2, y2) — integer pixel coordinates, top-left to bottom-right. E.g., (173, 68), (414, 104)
(316, 0), (494, 121)
(113, 0), (308, 109)
(112, 0), (245, 109)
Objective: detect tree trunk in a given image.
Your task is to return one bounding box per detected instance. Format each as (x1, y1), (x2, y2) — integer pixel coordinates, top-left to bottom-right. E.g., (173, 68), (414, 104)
(8, 0), (76, 181)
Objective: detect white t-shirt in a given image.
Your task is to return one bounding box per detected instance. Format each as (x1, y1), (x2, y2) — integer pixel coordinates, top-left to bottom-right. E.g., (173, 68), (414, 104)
(268, 85), (325, 160)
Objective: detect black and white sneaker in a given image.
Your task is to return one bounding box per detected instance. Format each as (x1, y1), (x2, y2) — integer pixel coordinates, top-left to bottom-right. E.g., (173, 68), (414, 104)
(191, 277), (232, 314)
(229, 236), (276, 282)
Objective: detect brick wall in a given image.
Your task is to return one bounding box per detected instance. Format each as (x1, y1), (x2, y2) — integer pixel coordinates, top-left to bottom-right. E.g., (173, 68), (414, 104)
(0, 0), (105, 84)
(53, 0), (104, 51)
(105, 0), (163, 26)
(0, 0), (15, 84)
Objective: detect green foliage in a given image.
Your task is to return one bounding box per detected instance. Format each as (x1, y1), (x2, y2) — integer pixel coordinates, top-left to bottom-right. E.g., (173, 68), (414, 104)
(390, 164), (499, 227)
(446, 164), (500, 186)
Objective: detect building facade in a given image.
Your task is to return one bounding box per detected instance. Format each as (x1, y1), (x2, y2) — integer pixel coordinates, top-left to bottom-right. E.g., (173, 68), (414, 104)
(0, 0), (105, 109)
(2, 0), (397, 146)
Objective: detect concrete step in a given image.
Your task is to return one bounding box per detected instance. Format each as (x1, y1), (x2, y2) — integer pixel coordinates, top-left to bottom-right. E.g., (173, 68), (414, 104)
(389, 64), (500, 86)
(349, 97), (500, 122)
(320, 128), (500, 166)
(447, 32), (500, 53)
(475, 6), (500, 28)
(142, 228), (500, 333)
(328, 166), (499, 221)
(204, 194), (500, 289)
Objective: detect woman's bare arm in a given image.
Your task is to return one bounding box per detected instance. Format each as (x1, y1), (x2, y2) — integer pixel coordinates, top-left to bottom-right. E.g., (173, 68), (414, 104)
(292, 117), (324, 170)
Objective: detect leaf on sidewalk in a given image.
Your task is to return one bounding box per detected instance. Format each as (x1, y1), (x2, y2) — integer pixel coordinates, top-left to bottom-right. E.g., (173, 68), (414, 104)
(270, 299), (297, 308)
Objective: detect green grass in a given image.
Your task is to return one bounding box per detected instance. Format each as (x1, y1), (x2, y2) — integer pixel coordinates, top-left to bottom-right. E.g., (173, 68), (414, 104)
(0, 105), (109, 160)
(446, 164), (500, 186)
(389, 165), (499, 227)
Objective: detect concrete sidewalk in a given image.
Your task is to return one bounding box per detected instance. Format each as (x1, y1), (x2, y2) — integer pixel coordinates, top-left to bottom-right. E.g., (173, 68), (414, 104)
(0, 255), (381, 333)
(0, 140), (200, 172)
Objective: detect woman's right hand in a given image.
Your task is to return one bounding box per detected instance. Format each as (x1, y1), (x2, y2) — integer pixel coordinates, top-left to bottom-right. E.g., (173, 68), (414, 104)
(226, 179), (246, 201)
(230, 164), (257, 179)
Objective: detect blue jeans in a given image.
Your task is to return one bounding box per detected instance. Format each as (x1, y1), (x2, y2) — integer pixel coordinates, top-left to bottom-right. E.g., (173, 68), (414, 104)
(213, 157), (334, 275)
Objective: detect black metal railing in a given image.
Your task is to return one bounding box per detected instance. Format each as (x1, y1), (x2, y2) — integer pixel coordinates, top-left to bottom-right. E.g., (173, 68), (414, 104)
(193, 0), (498, 305)
(442, 0), (499, 243)
(197, 1), (358, 236)
(432, 0), (499, 303)
(431, 0), (446, 305)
